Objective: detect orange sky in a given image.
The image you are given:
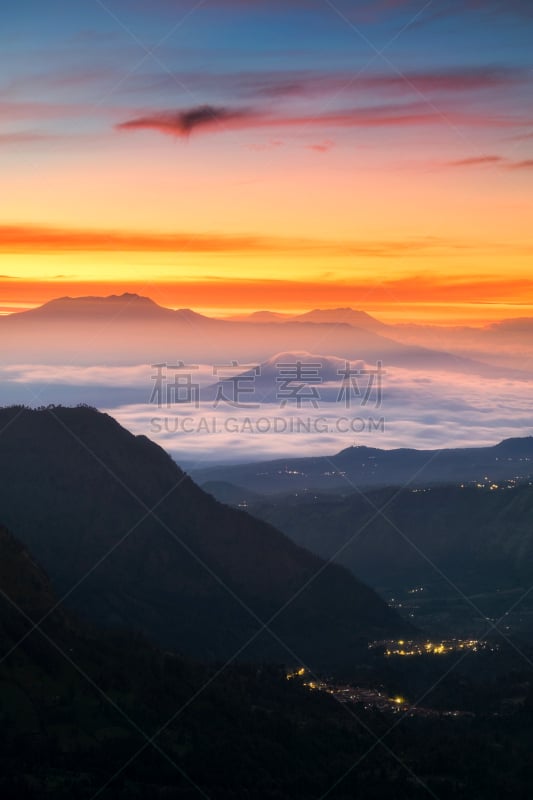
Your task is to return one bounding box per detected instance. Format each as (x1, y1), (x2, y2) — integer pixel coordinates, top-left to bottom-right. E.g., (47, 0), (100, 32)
(2, 148), (531, 324)
(2, 273), (533, 325)
(1, 2), (532, 325)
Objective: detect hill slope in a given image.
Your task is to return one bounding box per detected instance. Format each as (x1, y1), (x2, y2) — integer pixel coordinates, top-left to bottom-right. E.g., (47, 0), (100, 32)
(4, 523), (533, 799)
(0, 524), (401, 799)
(249, 483), (533, 590)
(0, 406), (406, 667)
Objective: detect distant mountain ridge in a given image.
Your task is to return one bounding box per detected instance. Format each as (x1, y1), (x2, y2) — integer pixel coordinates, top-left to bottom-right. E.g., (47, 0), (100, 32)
(291, 307), (388, 332)
(21, 292), (212, 322)
(193, 436), (533, 495)
(0, 294), (526, 377)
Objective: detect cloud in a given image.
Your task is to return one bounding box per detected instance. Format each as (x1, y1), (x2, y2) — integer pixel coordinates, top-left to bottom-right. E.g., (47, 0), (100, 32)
(0, 131), (60, 146)
(445, 155), (505, 167)
(116, 100), (528, 140)
(248, 66), (529, 100)
(121, 64), (528, 106)
(306, 140), (334, 153)
(506, 159), (533, 170)
(2, 67), (120, 96)
(1, 363), (215, 388)
(442, 155), (533, 170)
(0, 224), (279, 254)
(400, 0), (533, 26)
(116, 104), (255, 137)
(131, 0), (533, 21)
(104, 365), (533, 464)
(0, 223), (463, 258)
(0, 101), (90, 122)
(3, 361), (532, 464)
(246, 139), (284, 152)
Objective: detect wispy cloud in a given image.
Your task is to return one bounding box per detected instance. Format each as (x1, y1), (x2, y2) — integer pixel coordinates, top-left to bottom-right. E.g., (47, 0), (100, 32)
(441, 155), (533, 169)
(116, 100), (529, 139)
(0, 223), (459, 257)
(123, 64), (527, 101)
(245, 65), (529, 100)
(445, 155), (505, 167)
(136, 0), (533, 21)
(0, 131), (62, 146)
(506, 159), (533, 169)
(306, 140), (334, 153)
(0, 101), (90, 122)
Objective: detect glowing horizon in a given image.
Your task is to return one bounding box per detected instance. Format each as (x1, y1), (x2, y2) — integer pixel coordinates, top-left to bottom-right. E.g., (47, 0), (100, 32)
(1, 1), (532, 324)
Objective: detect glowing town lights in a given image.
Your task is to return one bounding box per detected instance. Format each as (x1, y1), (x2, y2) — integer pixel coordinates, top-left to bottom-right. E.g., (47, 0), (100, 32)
(286, 666), (307, 680)
(369, 638), (497, 658)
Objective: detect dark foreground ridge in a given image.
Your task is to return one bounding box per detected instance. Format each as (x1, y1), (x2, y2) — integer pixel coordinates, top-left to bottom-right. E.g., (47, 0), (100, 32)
(0, 405), (406, 669)
(2, 523), (533, 798)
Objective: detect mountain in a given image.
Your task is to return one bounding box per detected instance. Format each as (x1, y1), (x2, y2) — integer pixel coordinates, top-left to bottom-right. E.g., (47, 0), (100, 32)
(0, 524), (67, 634)
(0, 406), (406, 667)
(4, 524), (531, 799)
(202, 350), (361, 404)
(0, 524), (399, 798)
(291, 307), (388, 332)
(0, 294), (523, 378)
(225, 307), (533, 374)
(228, 308), (388, 331)
(252, 486), (533, 585)
(247, 482), (533, 609)
(23, 292), (175, 320)
(12, 292), (211, 324)
(224, 307), (533, 374)
(202, 481), (264, 507)
(226, 310), (291, 322)
(379, 317), (533, 373)
(192, 437), (533, 496)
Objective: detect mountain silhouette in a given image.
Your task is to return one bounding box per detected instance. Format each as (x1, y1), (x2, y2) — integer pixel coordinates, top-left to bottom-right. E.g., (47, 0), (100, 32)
(290, 307), (388, 332)
(1, 294), (524, 378)
(3, 521), (521, 799)
(0, 524), (396, 798)
(0, 406), (406, 667)
(246, 481), (533, 619)
(194, 437), (533, 495)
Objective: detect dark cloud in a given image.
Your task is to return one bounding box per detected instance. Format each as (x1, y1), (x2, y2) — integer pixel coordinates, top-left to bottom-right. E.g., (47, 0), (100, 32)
(116, 104), (254, 136)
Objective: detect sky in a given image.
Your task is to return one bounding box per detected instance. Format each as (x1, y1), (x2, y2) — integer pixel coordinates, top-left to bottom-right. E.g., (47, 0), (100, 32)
(1, 0), (533, 322)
